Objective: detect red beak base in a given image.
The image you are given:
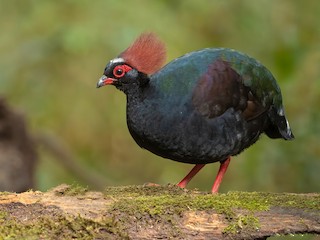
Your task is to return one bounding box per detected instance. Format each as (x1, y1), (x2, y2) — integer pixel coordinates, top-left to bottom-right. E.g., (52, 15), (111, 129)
(97, 75), (115, 88)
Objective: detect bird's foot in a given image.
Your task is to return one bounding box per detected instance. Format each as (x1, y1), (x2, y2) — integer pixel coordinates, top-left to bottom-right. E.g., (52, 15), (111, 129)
(211, 157), (231, 193)
(177, 164), (206, 189)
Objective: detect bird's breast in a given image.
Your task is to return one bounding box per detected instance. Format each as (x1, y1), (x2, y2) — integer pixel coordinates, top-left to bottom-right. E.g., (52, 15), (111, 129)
(126, 100), (256, 164)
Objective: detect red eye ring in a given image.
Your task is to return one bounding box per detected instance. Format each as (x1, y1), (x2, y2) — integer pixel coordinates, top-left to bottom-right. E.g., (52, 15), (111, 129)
(113, 65), (132, 78)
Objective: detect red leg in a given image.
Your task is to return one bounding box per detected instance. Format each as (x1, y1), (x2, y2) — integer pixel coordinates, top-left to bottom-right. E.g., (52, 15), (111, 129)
(177, 164), (206, 188)
(211, 157), (231, 193)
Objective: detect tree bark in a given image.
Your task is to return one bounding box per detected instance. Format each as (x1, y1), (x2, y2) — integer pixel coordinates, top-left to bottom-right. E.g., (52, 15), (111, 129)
(0, 97), (37, 192)
(0, 184), (319, 239)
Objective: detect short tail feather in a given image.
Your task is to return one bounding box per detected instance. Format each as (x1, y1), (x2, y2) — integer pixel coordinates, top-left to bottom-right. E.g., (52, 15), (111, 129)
(265, 107), (294, 140)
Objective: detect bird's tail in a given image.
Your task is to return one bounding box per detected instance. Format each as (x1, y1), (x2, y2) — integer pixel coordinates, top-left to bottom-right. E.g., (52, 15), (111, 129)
(265, 106), (294, 140)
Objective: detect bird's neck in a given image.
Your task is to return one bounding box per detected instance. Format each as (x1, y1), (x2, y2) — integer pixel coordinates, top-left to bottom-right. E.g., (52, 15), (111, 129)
(124, 83), (150, 136)
(124, 80), (159, 127)
(123, 74), (152, 105)
(118, 73), (150, 100)
(125, 83), (144, 105)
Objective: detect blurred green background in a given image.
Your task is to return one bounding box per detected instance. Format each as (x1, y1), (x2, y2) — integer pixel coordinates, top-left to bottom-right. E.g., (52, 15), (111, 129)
(0, 0), (319, 195)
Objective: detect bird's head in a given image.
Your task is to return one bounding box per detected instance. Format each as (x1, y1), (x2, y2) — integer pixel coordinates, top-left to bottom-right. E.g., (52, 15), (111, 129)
(97, 33), (166, 92)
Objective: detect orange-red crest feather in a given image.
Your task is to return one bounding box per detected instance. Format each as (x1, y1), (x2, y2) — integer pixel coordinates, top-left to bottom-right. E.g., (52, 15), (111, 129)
(120, 33), (166, 75)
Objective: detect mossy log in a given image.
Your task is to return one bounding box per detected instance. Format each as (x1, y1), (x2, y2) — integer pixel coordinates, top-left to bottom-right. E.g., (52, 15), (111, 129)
(0, 184), (319, 239)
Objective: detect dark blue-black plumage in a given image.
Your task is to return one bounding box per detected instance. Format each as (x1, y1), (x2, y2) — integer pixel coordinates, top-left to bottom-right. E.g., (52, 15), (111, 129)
(97, 33), (294, 192)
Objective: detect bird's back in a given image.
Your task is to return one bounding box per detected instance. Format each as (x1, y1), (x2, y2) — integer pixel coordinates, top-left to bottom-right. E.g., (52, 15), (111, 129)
(150, 48), (293, 138)
(151, 49), (278, 111)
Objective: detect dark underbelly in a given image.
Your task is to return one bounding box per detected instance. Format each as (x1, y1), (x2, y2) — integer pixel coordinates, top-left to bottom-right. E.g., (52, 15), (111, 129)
(127, 108), (266, 164)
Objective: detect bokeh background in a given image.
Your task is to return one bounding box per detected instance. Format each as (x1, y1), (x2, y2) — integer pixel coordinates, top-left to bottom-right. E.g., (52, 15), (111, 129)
(0, 0), (319, 199)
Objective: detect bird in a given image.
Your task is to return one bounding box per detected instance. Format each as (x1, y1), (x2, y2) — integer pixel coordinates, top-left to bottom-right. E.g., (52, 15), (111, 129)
(97, 32), (294, 193)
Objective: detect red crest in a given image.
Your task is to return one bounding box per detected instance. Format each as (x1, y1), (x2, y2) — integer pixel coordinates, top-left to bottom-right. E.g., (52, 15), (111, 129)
(120, 33), (166, 75)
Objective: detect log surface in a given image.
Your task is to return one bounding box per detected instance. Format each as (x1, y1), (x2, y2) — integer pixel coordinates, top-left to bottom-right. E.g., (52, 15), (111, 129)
(0, 184), (319, 239)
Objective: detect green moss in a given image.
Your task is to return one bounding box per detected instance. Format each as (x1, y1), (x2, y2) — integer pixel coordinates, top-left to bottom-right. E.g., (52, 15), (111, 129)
(254, 192), (313, 210)
(54, 183), (89, 196)
(223, 214), (260, 234)
(0, 206), (122, 239)
(108, 188), (269, 236)
(1, 185), (319, 239)
(0, 191), (12, 195)
(104, 184), (187, 198)
(105, 186), (320, 217)
(105, 185), (320, 237)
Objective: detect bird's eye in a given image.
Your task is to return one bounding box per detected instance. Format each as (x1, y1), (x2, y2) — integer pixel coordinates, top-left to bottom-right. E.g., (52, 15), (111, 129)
(113, 65), (125, 78)
(112, 65), (133, 78)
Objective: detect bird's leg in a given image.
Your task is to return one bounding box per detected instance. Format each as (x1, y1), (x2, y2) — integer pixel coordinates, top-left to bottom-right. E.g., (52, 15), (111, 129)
(211, 157), (231, 193)
(177, 164), (206, 188)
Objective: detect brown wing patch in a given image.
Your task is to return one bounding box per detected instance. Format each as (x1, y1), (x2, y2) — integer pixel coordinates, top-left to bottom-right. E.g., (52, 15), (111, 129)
(192, 59), (267, 121)
(242, 91), (267, 121)
(192, 60), (247, 118)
